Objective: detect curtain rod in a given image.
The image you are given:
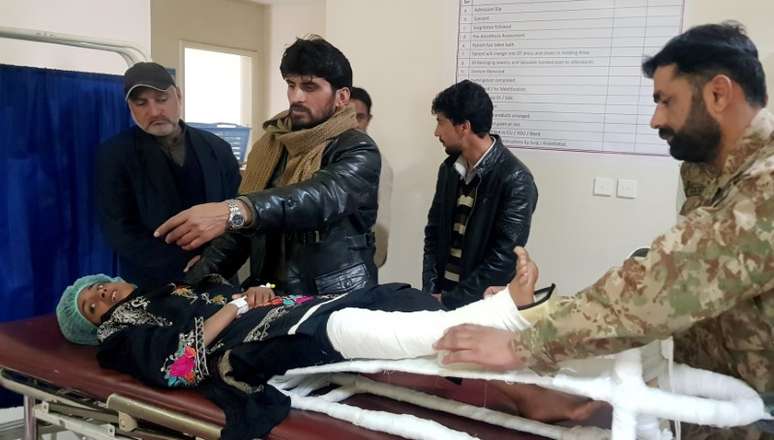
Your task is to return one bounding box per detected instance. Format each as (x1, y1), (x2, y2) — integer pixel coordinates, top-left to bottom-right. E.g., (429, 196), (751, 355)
(0, 26), (149, 67)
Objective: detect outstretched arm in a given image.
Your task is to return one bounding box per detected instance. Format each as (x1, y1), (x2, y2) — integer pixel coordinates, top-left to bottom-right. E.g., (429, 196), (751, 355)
(439, 167), (774, 373)
(155, 135), (380, 250)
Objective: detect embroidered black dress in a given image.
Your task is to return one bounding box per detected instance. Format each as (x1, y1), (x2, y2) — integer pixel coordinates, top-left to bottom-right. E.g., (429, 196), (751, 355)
(95, 278), (441, 439)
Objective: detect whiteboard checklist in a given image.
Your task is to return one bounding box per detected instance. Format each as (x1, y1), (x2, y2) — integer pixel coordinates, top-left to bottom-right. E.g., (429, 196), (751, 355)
(457, 0), (684, 155)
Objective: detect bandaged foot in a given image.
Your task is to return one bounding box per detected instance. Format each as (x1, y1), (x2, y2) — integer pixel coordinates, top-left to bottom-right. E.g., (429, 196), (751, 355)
(327, 283), (534, 361)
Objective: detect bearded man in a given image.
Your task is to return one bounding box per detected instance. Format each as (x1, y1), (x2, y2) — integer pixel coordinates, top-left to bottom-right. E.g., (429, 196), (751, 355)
(156, 36), (381, 296)
(436, 22), (774, 439)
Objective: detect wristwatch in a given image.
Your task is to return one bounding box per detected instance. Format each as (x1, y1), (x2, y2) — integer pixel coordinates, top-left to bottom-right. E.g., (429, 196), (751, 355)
(226, 199), (246, 231)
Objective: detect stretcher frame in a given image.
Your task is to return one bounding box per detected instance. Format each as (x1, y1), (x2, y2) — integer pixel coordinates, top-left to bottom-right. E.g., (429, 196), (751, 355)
(0, 368), (220, 440)
(0, 316), (560, 440)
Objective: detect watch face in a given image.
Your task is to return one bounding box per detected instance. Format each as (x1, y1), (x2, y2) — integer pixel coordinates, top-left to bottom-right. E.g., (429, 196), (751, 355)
(231, 214), (245, 228)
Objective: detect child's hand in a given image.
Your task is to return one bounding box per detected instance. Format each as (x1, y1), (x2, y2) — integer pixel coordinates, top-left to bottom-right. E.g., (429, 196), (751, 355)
(233, 286), (276, 308)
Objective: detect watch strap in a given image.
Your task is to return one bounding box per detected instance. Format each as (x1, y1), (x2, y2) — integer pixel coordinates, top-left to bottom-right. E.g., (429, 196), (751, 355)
(226, 199), (244, 231)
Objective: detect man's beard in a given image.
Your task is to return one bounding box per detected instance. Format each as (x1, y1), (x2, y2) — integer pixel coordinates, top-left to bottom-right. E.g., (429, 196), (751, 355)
(132, 114), (179, 137)
(444, 144), (461, 156)
(660, 96), (722, 163)
(440, 139), (462, 155)
(289, 100), (337, 130)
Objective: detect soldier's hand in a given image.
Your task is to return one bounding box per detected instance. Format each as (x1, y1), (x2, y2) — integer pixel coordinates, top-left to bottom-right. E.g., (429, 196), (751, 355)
(433, 324), (526, 371)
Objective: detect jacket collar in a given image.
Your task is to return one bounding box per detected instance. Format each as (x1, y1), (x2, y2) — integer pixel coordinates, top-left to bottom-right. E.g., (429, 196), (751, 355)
(132, 120), (223, 212)
(448, 134), (506, 182)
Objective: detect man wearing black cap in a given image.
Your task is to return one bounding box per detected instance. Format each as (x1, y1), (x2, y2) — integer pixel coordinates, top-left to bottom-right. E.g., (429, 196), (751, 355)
(95, 62), (241, 287)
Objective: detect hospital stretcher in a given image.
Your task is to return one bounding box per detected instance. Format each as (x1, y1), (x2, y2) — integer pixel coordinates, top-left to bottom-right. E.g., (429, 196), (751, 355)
(0, 315), (608, 440)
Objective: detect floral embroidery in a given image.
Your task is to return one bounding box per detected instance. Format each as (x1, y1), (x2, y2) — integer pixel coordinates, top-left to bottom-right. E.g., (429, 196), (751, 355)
(167, 346), (197, 385)
(266, 294), (315, 307)
(207, 340), (225, 354)
(241, 295), (323, 342)
(209, 294), (227, 305)
(171, 286), (196, 301)
(130, 296), (151, 309)
(97, 301), (171, 342)
(162, 317), (208, 387)
(197, 292), (228, 305)
(171, 284), (228, 305)
(243, 306), (288, 343)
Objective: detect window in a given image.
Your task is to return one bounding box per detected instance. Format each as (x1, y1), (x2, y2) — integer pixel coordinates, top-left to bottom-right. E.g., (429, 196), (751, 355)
(182, 44), (254, 126)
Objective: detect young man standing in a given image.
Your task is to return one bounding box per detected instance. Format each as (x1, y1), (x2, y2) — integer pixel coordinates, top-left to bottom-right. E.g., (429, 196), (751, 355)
(423, 80), (538, 309)
(157, 36), (381, 296)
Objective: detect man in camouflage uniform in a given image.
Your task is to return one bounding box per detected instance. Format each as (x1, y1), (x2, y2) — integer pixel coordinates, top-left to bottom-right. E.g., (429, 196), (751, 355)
(435, 22), (773, 439)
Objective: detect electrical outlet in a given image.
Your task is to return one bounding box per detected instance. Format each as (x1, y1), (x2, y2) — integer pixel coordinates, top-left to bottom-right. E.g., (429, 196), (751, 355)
(593, 177), (614, 197)
(617, 179), (638, 199)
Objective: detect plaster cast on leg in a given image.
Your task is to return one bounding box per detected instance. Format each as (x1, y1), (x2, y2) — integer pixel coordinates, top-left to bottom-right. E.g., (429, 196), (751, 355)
(326, 288), (531, 360)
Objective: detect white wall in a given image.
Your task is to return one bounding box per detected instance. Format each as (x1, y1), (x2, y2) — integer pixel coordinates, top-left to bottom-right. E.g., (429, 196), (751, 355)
(0, 0), (151, 74)
(265, 0), (327, 119)
(325, 0), (462, 288)
(684, 2), (774, 104)
(325, 0), (774, 294)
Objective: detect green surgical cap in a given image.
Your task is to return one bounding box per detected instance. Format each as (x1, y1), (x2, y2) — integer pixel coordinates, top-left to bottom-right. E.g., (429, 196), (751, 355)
(56, 274), (122, 345)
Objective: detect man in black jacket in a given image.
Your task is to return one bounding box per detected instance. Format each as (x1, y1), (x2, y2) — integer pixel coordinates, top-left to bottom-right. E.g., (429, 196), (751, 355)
(96, 62), (241, 287)
(155, 36), (381, 296)
(423, 80), (538, 309)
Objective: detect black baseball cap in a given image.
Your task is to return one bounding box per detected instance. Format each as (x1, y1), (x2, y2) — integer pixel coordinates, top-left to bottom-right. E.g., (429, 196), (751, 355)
(124, 62), (176, 100)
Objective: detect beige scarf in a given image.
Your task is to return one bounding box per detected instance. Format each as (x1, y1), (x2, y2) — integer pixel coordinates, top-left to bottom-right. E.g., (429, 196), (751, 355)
(240, 106), (358, 193)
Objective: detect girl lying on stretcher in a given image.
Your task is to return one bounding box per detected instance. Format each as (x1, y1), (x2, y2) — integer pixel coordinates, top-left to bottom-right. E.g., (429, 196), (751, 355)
(56, 248), (603, 439)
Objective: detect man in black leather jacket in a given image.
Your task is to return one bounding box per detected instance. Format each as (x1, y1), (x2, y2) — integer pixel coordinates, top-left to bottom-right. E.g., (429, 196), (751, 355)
(423, 80), (538, 309)
(154, 36), (380, 296)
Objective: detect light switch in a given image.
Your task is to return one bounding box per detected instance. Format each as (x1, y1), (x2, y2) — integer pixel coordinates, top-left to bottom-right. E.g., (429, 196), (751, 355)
(593, 177), (614, 197)
(617, 178), (638, 199)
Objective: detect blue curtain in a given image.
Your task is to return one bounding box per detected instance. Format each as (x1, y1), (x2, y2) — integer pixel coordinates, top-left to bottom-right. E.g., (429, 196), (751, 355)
(0, 65), (132, 323)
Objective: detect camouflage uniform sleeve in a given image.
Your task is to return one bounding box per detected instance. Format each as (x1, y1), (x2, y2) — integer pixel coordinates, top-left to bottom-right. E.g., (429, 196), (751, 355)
(514, 162), (774, 372)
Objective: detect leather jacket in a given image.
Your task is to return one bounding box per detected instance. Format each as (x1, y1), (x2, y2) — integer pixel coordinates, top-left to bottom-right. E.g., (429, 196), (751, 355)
(96, 123), (241, 286)
(422, 136), (538, 309)
(187, 129), (380, 295)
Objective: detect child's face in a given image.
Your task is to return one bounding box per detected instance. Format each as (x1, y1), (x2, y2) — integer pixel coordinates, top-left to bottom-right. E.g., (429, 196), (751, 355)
(78, 282), (135, 324)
